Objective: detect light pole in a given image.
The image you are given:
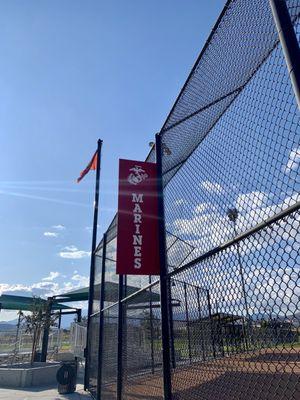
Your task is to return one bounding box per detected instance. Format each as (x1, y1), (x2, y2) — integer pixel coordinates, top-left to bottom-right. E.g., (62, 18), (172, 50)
(227, 208), (250, 350)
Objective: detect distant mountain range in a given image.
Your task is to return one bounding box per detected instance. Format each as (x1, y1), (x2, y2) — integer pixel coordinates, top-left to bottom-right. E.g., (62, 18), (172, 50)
(0, 319), (18, 332)
(0, 314), (80, 330)
(171, 310), (300, 326)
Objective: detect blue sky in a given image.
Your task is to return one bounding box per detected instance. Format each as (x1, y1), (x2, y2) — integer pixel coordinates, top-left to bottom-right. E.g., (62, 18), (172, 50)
(0, 0), (226, 320)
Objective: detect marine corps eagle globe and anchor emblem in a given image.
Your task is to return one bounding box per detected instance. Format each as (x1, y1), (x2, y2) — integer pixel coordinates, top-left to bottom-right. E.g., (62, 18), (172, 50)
(127, 165), (149, 185)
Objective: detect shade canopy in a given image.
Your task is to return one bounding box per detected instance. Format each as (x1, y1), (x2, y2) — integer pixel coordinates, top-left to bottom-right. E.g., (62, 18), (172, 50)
(56, 281), (160, 304)
(0, 294), (73, 312)
(0, 282), (162, 313)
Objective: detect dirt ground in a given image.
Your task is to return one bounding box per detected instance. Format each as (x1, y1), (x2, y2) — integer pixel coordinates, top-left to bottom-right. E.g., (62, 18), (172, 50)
(101, 348), (300, 400)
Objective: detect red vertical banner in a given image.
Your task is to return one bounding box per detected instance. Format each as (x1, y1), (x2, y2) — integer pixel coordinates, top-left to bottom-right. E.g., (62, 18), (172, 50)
(116, 159), (160, 275)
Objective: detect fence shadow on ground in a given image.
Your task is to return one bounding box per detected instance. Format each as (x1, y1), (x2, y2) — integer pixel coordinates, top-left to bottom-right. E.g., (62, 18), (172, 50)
(172, 371), (300, 400)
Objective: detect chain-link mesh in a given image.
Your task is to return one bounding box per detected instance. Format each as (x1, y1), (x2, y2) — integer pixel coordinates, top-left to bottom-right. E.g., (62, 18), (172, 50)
(121, 282), (163, 399)
(170, 279), (223, 366)
(85, 248), (102, 398)
(93, 249), (102, 314)
(169, 209), (300, 399)
(100, 304), (119, 400)
(87, 314), (100, 398)
(163, 34), (300, 261)
(86, 0), (300, 398)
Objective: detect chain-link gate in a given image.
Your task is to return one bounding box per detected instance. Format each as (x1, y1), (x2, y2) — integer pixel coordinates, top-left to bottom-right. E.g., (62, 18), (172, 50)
(86, 0), (300, 399)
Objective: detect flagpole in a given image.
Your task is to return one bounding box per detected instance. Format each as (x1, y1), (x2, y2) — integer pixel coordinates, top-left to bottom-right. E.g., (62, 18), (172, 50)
(84, 138), (103, 390)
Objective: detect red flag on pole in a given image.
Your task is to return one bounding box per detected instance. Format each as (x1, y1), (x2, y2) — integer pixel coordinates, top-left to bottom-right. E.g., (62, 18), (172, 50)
(77, 151), (98, 183)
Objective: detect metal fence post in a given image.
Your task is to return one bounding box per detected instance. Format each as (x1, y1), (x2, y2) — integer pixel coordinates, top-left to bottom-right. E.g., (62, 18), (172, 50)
(217, 312), (225, 357)
(184, 282), (192, 363)
(196, 287), (206, 361)
(156, 133), (172, 400)
(168, 277), (176, 369)
(97, 233), (107, 400)
(117, 275), (124, 400)
(270, 0), (300, 109)
(227, 211), (250, 351)
(123, 276), (128, 387)
(41, 297), (53, 362)
(206, 290), (216, 359)
(58, 310), (62, 329)
(149, 277), (155, 374)
(77, 309), (82, 323)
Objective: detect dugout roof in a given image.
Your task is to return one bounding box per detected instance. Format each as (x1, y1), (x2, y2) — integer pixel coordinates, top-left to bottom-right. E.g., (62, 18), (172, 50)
(0, 294), (73, 312)
(57, 281), (160, 304)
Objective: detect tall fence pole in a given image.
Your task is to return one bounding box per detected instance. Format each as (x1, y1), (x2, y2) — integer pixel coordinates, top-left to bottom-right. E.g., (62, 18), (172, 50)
(77, 309), (82, 323)
(206, 290), (216, 359)
(58, 310), (62, 329)
(168, 277), (176, 369)
(156, 133), (172, 400)
(117, 275), (124, 400)
(41, 297), (53, 362)
(184, 282), (192, 363)
(97, 233), (107, 400)
(85, 139), (103, 390)
(122, 276), (128, 390)
(196, 287), (206, 361)
(270, 0), (300, 109)
(149, 277), (155, 374)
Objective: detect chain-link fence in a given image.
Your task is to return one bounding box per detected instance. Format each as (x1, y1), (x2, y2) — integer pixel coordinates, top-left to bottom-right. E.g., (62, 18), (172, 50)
(0, 327), (68, 365)
(86, 0), (300, 398)
(70, 322), (87, 359)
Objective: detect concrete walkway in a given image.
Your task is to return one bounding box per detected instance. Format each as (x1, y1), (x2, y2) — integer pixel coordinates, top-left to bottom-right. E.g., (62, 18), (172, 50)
(0, 384), (92, 400)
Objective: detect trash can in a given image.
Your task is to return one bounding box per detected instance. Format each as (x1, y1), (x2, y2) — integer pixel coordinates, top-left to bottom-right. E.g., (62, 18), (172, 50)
(56, 360), (77, 394)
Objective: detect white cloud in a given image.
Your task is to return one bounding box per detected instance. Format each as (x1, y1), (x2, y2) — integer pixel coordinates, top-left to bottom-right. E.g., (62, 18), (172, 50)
(174, 213), (211, 235)
(174, 199), (185, 206)
(236, 191), (268, 212)
(59, 250), (90, 259)
(71, 274), (89, 287)
(52, 224), (66, 230)
(200, 180), (223, 193)
(43, 225), (65, 238)
(195, 203), (207, 214)
(44, 231), (59, 237)
(171, 190), (300, 267)
(42, 271), (60, 281)
(0, 283), (31, 295)
(247, 266), (300, 316)
(177, 250), (300, 319)
(0, 281), (61, 299)
(63, 245), (78, 251)
(284, 147), (300, 173)
(173, 202), (226, 247)
(0, 272), (90, 302)
(59, 245), (90, 259)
